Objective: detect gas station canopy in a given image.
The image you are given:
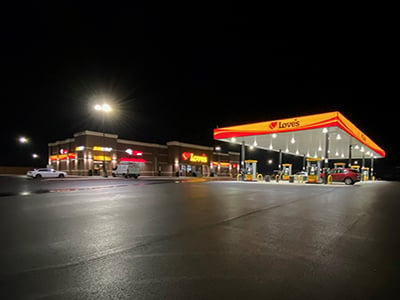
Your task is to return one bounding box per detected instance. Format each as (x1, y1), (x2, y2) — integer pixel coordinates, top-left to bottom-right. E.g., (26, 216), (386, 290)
(213, 111), (385, 160)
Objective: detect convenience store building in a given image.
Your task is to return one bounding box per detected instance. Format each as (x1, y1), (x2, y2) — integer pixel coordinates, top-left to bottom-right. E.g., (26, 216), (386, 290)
(48, 130), (239, 177)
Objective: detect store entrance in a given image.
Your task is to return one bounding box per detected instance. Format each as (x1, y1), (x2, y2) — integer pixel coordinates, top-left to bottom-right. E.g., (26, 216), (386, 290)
(92, 162), (102, 176)
(180, 164), (209, 177)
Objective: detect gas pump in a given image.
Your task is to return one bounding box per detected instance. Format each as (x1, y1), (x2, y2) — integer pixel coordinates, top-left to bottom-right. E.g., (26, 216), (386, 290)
(361, 167), (369, 181)
(244, 160), (257, 181)
(306, 158), (322, 183)
(281, 163), (292, 180)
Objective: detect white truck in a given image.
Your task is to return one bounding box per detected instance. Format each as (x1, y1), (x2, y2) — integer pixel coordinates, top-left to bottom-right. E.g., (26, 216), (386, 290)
(112, 162), (141, 179)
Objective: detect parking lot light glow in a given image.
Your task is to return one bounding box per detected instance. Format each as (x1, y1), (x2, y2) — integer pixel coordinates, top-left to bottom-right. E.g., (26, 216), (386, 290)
(94, 103), (112, 112)
(94, 102), (112, 177)
(19, 136), (28, 144)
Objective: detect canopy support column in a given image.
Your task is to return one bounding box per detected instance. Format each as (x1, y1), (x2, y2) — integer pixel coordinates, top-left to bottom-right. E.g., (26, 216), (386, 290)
(241, 140), (245, 174)
(323, 130), (329, 184)
(348, 144), (352, 167)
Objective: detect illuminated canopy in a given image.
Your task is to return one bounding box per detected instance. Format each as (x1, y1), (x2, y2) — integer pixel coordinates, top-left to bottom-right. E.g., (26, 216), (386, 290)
(214, 111), (385, 160)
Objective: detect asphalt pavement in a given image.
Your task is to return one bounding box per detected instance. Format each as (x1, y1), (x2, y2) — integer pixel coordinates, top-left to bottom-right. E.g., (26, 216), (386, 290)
(0, 176), (399, 299)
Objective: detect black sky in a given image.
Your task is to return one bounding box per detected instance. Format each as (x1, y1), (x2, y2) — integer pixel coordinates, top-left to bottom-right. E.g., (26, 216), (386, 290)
(1, 3), (398, 169)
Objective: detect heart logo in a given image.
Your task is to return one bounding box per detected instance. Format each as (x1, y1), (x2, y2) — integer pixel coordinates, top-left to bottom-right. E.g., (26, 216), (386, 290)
(269, 121), (277, 130)
(182, 152), (191, 160)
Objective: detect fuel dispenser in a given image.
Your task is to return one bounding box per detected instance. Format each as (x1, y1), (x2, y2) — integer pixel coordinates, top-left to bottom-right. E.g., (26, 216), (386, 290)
(306, 158), (322, 183)
(244, 160), (257, 181)
(361, 167), (369, 181)
(281, 163), (292, 180)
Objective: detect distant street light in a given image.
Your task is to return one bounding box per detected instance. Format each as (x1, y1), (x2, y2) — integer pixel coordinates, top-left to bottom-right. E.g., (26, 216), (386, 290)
(94, 103), (112, 177)
(214, 146), (222, 176)
(18, 136), (29, 144)
(32, 153), (39, 159)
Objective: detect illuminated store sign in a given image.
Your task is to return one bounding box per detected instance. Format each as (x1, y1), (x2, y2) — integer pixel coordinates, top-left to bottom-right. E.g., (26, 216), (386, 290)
(125, 149), (143, 156)
(50, 153), (76, 161)
(93, 155), (112, 161)
(93, 146), (112, 152)
(181, 152), (208, 164)
(212, 162), (230, 167)
(120, 157), (146, 163)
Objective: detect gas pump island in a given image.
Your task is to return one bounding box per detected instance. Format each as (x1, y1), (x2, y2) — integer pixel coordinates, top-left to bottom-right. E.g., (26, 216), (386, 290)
(281, 164), (292, 180)
(243, 160), (257, 181)
(213, 111), (385, 183)
(306, 158), (321, 183)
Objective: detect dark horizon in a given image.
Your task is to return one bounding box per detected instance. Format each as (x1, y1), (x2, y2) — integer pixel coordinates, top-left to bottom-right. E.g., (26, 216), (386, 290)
(1, 4), (397, 172)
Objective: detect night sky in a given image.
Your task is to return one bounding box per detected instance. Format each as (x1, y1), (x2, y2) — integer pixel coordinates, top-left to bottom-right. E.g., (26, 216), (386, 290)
(1, 3), (398, 173)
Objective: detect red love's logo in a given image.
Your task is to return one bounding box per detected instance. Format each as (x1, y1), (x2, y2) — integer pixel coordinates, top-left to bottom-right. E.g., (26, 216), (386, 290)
(269, 122), (277, 130)
(182, 152), (191, 160)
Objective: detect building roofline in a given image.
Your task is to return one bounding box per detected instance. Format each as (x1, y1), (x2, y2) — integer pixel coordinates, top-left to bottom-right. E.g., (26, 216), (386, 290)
(117, 139), (167, 149)
(166, 141), (214, 151)
(73, 130), (118, 139)
(48, 138), (75, 146)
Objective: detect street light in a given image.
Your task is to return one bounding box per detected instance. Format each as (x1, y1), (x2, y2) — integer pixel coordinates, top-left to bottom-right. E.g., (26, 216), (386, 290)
(214, 146), (221, 176)
(18, 136), (29, 144)
(94, 103), (112, 177)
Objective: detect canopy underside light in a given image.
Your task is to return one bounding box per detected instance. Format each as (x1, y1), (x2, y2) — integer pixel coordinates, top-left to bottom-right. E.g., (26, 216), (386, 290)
(214, 111), (385, 160)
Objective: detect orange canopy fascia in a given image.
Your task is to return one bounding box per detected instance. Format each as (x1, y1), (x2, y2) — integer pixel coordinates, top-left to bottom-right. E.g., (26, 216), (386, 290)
(214, 111), (385, 158)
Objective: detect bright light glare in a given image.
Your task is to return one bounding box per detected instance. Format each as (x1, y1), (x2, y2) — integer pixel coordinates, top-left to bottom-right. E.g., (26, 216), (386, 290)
(94, 103), (112, 112)
(103, 104), (112, 112)
(19, 136), (28, 143)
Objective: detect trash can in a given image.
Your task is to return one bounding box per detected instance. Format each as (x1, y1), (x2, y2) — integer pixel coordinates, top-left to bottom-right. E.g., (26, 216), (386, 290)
(265, 175), (270, 182)
(289, 175), (295, 183)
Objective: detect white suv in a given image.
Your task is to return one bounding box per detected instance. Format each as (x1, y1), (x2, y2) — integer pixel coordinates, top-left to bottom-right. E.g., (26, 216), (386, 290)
(26, 168), (67, 179)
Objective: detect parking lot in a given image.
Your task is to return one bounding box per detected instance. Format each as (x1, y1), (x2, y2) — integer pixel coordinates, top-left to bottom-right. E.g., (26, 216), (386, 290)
(0, 176), (399, 299)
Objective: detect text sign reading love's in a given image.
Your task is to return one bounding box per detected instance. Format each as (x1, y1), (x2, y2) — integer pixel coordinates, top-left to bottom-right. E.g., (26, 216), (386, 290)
(182, 152), (208, 164)
(268, 119), (300, 130)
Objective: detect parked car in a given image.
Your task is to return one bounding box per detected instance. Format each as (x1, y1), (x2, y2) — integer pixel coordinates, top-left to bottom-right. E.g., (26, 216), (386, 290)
(320, 168), (360, 185)
(26, 168), (67, 179)
(112, 162), (140, 179)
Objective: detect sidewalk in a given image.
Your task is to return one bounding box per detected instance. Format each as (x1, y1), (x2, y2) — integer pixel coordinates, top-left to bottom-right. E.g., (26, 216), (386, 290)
(44, 175), (236, 181)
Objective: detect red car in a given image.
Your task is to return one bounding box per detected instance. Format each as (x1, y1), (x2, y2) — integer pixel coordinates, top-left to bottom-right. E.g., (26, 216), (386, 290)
(321, 168), (360, 185)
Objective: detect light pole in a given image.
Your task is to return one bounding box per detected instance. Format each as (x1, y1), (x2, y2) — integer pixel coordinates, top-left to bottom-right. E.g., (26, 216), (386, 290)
(94, 103), (112, 177)
(17, 136), (30, 166)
